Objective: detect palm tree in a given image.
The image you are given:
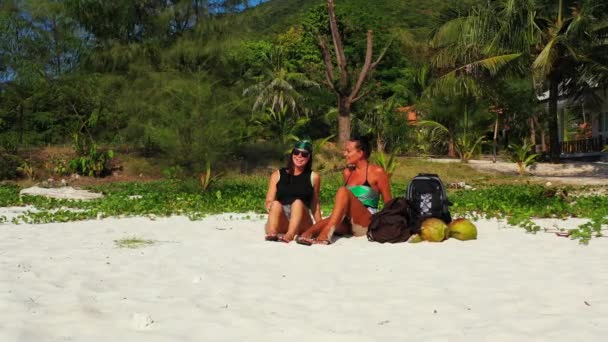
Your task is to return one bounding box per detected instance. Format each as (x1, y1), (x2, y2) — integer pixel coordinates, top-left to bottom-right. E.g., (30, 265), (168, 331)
(251, 107), (310, 145)
(431, 0), (608, 160)
(243, 46), (318, 116)
(362, 96), (398, 152)
(532, 0), (608, 158)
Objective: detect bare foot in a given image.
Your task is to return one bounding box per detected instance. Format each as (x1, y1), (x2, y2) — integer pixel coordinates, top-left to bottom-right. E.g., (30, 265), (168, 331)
(299, 231), (314, 239)
(280, 233), (295, 243)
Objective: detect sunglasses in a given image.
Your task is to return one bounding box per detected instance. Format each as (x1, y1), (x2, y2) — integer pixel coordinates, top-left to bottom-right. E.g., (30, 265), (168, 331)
(292, 149), (310, 158)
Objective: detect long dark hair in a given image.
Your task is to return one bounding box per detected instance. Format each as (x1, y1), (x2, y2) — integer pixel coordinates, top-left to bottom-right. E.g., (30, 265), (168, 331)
(286, 150), (313, 174)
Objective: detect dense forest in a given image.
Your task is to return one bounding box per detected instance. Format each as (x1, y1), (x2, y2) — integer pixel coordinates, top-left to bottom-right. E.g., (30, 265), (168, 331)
(1, 0), (607, 179)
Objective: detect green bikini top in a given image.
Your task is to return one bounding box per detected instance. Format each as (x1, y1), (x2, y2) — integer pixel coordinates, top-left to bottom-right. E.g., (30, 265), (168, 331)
(345, 164), (380, 209)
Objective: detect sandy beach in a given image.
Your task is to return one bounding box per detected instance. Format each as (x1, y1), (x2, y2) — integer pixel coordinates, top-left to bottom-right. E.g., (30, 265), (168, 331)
(1, 212), (607, 341)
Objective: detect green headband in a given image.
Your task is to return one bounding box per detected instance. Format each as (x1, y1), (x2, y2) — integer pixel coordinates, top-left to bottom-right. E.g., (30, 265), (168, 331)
(294, 140), (312, 152)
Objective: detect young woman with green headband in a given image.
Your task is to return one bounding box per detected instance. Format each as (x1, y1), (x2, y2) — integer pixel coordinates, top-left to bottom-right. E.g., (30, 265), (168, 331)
(264, 140), (322, 243)
(296, 136), (392, 245)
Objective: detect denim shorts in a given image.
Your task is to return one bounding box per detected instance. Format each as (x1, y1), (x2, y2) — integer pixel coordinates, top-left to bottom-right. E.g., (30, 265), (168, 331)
(282, 204), (292, 219)
(282, 204), (313, 220)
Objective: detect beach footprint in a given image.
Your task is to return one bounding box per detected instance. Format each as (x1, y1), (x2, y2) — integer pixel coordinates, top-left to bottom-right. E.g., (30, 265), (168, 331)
(131, 313), (154, 330)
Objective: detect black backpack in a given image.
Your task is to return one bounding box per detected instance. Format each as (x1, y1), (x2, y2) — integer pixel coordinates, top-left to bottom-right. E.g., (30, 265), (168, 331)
(367, 197), (412, 243)
(405, 173), (452, 231)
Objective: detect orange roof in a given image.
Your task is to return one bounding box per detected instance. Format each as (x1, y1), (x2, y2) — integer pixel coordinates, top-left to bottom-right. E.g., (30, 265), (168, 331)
(396, 106), (417, 123)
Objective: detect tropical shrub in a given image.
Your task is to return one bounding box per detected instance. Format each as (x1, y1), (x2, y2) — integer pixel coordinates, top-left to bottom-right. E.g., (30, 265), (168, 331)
(403, 127), (440, 157)
(251, 107), (310, 144)
(507, 140), (539, 175)
(51, 159), (71, 176)
(17, 162), (35, 180)
(69, 145), (114, 177)
(455, 134), (486, 163)
(200, 162), (223, 192)
(414, 120), (450, 156)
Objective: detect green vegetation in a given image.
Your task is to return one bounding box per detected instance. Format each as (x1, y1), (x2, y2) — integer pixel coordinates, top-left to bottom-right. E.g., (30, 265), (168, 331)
(0, 171), (606, 243)
(114, 237), (155, 249)
(0, 1), (606, 244)
(507, 140), (539, 175)
(431, 0), (608, 160)
(1, 0), (606, 179)
(69, 146), (114, 177)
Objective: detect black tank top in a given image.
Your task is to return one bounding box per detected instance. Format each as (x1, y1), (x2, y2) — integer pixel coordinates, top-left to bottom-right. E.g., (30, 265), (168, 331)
(275, 168), (313, 208)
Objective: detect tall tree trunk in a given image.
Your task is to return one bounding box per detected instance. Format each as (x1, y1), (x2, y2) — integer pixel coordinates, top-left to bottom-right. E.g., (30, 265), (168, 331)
(338, 96), (351, 144)
(548, 72), (561, 161)
(529, 115), (536, 145)
(18, 103), (24, 147)
(492, 114), (499, 163)
(320, 0), (389, 146)
(540, 127), (547, 152)
(376, 132), (385, 152)
(448, 133), (456, 158)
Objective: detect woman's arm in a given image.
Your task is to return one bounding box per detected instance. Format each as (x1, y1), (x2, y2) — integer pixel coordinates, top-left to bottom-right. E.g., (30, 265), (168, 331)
(310, 172), (323, 222)
(371, 165), (392, 203)
(342, 167), (350, 183)
(264, 170), (279, 212)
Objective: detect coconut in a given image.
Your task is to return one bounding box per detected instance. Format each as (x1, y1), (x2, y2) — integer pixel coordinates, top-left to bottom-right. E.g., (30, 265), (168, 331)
(420, 218), (449, 242)
(408, 234), (423, 243)
(448, 218), (478, 241)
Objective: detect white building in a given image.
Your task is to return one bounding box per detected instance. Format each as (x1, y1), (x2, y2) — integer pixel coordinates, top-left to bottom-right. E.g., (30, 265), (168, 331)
(539, 89), (608, 157)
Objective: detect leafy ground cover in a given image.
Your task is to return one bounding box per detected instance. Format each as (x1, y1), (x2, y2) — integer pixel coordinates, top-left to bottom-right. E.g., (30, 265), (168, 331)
(114, 237), (156, 249)
(1, 174), (606, 244)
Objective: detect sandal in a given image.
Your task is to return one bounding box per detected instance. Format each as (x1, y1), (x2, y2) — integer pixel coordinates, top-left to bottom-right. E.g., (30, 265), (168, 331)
(296, 237), (314, 246)
(313, 239), (332, 245)
(265, 234), (279, 241)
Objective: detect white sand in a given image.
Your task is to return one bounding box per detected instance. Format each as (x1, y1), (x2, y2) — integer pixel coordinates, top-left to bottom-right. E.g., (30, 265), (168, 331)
(1, 213), (608, 341)
(19, 186), (104, 200)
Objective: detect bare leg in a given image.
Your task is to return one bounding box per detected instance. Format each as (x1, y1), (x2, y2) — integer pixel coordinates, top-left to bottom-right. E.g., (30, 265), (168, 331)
(299, 187), (372, 243)
(298, 217), (330, 240)
(265, 201), (289, 239)
(281, 200), (313, 242)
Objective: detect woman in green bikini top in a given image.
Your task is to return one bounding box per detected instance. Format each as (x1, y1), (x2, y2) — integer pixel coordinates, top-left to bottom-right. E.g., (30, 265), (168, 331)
(345, 164), (380, 211)
(297, 136), (392, 245)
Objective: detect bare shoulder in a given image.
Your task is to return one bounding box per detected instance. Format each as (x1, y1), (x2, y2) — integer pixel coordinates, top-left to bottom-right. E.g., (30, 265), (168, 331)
(270, 169), (280, 181)
(310, 171), (321, 186)
(369, 164), (389, 178)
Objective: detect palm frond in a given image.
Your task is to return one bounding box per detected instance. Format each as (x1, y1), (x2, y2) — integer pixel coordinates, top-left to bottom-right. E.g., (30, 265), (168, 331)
(427, 71), (483, 98)
(431, 17), (469, 48)
(533, 36), (558, 76)
(416, 120), (449, 134)
(468, 53), (522, 76)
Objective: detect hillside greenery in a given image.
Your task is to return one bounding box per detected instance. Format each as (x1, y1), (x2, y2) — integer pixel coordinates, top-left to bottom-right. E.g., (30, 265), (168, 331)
(1, 0), (607, 180)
